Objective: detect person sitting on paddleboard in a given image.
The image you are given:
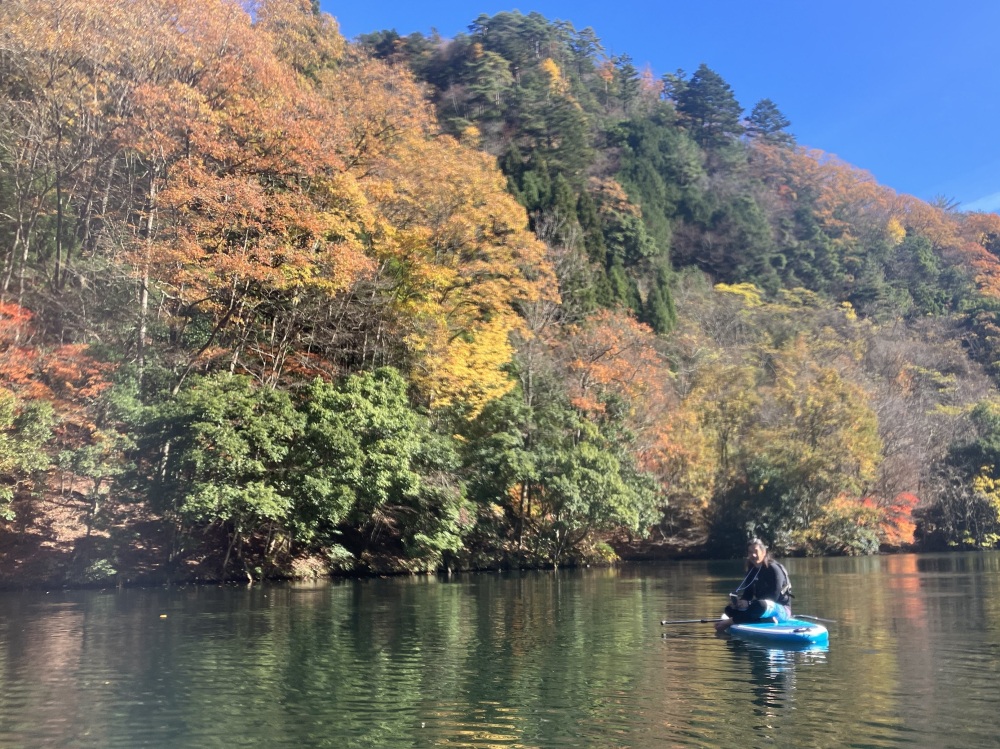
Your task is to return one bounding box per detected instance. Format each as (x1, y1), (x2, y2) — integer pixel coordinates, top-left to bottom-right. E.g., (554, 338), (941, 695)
(715, 538), (792, 633)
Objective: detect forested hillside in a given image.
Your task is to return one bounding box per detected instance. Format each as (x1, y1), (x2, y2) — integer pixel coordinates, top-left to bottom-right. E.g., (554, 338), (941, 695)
(3, 0), (1000, 585)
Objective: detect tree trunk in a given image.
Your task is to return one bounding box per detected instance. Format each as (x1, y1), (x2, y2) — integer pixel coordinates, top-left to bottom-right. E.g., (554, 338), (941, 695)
(138, 176), (156, 382)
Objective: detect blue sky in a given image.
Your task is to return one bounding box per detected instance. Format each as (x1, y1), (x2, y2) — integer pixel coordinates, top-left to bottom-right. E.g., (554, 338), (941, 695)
(320, 0), (1000, 212)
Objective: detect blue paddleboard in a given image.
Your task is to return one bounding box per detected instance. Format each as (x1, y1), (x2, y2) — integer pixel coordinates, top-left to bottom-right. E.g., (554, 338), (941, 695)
(726, 616), (829, 645)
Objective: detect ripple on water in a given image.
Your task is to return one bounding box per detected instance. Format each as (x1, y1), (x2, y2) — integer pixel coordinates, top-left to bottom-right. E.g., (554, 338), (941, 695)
(4, 561), (1000, 748)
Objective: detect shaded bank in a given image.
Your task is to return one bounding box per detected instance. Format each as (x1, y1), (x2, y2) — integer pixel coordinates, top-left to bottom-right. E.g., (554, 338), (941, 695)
(0, 492), (913, 590)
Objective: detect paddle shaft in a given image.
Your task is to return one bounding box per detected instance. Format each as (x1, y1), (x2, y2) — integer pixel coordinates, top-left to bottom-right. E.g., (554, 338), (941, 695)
(660, 614), (836, 625)
(660, 618), (723, 625)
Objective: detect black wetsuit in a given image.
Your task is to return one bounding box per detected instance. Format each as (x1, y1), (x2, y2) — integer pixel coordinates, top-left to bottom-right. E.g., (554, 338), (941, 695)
(725, 562), (791, 623)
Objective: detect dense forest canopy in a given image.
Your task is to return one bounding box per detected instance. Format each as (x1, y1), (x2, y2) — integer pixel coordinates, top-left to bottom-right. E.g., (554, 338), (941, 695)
(3, 0), (1000, 584)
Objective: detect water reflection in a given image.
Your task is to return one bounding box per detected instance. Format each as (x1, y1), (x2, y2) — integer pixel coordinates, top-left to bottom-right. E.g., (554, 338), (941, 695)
(717, 638), (827, 743)
(1, 556), (1000, 747)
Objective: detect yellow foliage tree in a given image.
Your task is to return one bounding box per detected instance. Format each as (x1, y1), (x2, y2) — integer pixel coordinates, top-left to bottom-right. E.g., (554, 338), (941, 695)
(540, 57), (569, 97)
(362, 118), (557, 413)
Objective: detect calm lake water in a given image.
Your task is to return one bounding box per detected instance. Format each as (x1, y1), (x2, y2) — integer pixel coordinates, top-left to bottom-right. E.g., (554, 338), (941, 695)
(1, 553), (999, 748)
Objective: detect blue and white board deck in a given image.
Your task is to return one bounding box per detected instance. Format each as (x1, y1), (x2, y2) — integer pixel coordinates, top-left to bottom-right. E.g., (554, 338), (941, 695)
(727, 616), (829, 645)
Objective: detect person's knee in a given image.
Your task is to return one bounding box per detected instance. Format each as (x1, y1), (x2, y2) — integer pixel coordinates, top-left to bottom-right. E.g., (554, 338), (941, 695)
(753, 599), (790, 621)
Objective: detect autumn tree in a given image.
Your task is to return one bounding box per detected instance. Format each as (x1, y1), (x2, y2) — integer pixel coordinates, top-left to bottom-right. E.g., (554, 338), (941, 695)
(677, 288), (884, 552)
(0, 302), (113, 525)
(920, 399), (1000, 549)
(460, 309), (668, 566)
(363, 130), (556, 415)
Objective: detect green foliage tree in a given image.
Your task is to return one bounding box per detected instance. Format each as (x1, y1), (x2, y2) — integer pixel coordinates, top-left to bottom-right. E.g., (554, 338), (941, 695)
(675, 64), (744, 150)
(529, 91), (594, 180)
(568, 26), (603, 77)
(0, 389), (53, 520)
(613, 110), (705, 251)
(781, 198), (845, 293)
(922, 400), (1000, 548)
(134, 374), (304, 578)
(577, 190), (607, 264)
(887, 233), (951, 317)
(58, 379), (140, 537)
(615, 54), (641, 113)
(463, 374), (659, 568)
(674, 189), (778, 288)
(746, 98), (794, 146)
(660, 68), (688, 103)
(466, 49), (515, 115)
(286, 368), (469, 570)
(404, 427), (471, 568)
(540, 422), (658, 566)
(640, 264), (677, 333)
(799, 496), (883, 555)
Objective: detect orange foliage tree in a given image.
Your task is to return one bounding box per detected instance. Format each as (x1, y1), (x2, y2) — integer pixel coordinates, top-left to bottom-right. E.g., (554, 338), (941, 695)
(871, 492), (918, 547)
(2, 0), (556, 412)
(115, 0), (376, 387)
(553, 308), (709, 524)
(751, 141), (1000, 304)
(0, 302), (115, 519)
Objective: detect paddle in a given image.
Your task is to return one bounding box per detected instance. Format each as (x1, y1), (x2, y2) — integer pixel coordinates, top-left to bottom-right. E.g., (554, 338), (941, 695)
(660, 618), (724, 625)
(660, 614), (836, 625)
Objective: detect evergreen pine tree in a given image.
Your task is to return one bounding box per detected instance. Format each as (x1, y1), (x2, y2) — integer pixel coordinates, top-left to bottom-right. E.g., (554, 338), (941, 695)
(746, 98), (794, 146)
(577, 191), (607, 265)
(676, 63), (743, 149)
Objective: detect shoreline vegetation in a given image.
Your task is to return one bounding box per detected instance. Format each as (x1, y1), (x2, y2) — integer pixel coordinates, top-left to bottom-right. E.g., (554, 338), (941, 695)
(3, 1), (1000, 590)
(0, 491), (915, 591)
